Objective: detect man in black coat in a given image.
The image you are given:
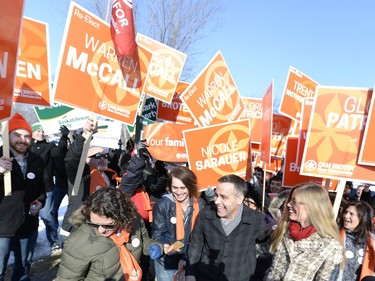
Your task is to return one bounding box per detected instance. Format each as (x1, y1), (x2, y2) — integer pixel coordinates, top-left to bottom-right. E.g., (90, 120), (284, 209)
(61, 117), (118, 238)
(185, 174), (267, 281)
(30, 123), (70, 253)
(0, 113), (46, 281)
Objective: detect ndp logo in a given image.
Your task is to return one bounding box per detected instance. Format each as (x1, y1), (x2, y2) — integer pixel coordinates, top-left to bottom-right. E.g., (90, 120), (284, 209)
(98, 101), (107, 110)
(304, 160), (317, 171)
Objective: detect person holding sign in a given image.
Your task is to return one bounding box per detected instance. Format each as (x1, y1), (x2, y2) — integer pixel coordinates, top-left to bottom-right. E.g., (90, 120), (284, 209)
(185, 174), (267, 281)
(0, 113), (46, 281)
(30, 123), (70, 254)
(264, 183), (344, 280)
(152, 166), (205, 281)
(339, 201), (375, 281)
(60, 117), (119, 239)
(57, 187), (162, 281)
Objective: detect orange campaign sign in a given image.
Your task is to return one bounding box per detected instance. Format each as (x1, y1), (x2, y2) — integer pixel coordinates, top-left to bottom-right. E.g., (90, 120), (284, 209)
(183, 119), (251, 190)
(180, 51), (245, 127)
(14, 17), (51, 107)
(142, 122), (194, 162)
(301, 86), (375, 184)
(136, 33), (186, 104)
(296, 98), (314, 161)
(279, 66), (318, 122)
(251, 143), (261, 154)
(300, 98), (314, 132)
(254, 153), (282, 174)
(157, 81), (195, 125)
(358, 91), (375, 166)
(271, 113), (292, 158)
(0, 0), (25, 121)
(240, 97), (262, 143)
(284, 137), (338, 190)
(261, 81), (273, 165)
(53, 2), (144, 126)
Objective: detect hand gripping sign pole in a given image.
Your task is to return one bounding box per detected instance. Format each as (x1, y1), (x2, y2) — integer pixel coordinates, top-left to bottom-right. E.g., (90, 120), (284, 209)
(1, 121), (12, 196)
(71, 116), (97, 196)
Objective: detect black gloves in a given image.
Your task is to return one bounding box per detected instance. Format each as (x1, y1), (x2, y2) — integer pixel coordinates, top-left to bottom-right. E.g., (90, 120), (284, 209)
(136, 140), (155, 169)
(59, 125), (70, 137)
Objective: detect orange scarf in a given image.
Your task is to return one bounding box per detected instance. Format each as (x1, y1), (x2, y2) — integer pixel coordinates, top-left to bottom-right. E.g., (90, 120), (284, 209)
(340, 229), (375, 280)
(175, 198), (200, 241)
(90, 168), (118, 194)
(110, 230), (142, 281)
(131, 187), (153, 222)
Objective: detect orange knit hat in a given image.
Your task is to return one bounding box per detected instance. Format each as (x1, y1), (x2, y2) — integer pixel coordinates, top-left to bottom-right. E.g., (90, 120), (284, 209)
(8, 113), (32, 135)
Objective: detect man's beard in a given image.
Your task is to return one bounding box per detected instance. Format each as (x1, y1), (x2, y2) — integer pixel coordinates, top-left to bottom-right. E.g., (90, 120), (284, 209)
(12, 141), (29, 154)
(97, 163), (108, 172)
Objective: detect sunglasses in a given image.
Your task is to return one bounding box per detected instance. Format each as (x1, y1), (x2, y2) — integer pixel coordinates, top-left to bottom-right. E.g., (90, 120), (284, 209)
(89, 153), (108, 160)
(87, 222), (116, 230)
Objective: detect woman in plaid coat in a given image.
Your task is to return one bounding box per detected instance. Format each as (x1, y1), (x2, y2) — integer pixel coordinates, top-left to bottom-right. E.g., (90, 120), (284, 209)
(264, 183), (345, 281)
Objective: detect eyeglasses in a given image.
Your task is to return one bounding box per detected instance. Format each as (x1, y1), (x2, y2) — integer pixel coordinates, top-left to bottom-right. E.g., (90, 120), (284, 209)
(90, 153), (108, 160)
(244, 199), (256, 206)
(87, 222), (116, 230)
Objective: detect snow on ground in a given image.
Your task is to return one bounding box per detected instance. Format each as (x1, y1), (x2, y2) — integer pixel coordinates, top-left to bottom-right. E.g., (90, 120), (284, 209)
(8, 195), (69, 264)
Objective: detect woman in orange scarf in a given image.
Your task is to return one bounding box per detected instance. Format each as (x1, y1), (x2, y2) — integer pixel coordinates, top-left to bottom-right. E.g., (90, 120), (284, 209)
(340, 200), (375, 281)
(152, 166), (205, 281)
(56, 187), (162, 281)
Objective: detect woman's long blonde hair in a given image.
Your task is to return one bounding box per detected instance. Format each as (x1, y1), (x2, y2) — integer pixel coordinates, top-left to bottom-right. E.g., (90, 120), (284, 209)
(270, 183), (343, 254)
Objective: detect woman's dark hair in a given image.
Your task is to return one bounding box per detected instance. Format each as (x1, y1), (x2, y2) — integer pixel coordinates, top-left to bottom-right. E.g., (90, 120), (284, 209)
(167, 166), (198, 198)
(81, 187), (138, 232)
(340, 200), (374, 245)
(244, 188), (262, 210)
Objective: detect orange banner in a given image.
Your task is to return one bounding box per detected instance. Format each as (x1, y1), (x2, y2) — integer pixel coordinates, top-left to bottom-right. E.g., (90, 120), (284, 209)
(180, 51), (245, 127)
(301, 86), (375, 184)
(271, 114), (292, 158)
(142, 122), (193, 162)
(14, 17), (51, 107)
(136, 33), (186, 104)
(54, 2), (144, 126)
(157, 81), (195, 125)
(284, 137), (338, 190)
(240, 97), (262, 143)
(279, 66), (318, 122)
(183, 119), (251, 190)
(358, 91), (375, 166)
(0, 0), (25, 121)
(261, 82), (273, 165)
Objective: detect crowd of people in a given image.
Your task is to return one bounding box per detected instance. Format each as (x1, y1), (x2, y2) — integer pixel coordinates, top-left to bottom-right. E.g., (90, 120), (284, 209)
(1, 112), (375, 281)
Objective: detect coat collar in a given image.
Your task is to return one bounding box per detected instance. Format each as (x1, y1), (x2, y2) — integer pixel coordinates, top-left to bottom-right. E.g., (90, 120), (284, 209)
(205, 204), (256, 227)
(284, 232), (326, 256)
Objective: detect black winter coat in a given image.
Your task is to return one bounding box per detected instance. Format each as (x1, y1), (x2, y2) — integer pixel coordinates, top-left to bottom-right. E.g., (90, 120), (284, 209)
(0, 147), (45, 237)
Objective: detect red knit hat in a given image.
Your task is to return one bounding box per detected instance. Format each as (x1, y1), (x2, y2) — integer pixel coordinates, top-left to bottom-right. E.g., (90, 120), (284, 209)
(8, 113), (32, 135)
